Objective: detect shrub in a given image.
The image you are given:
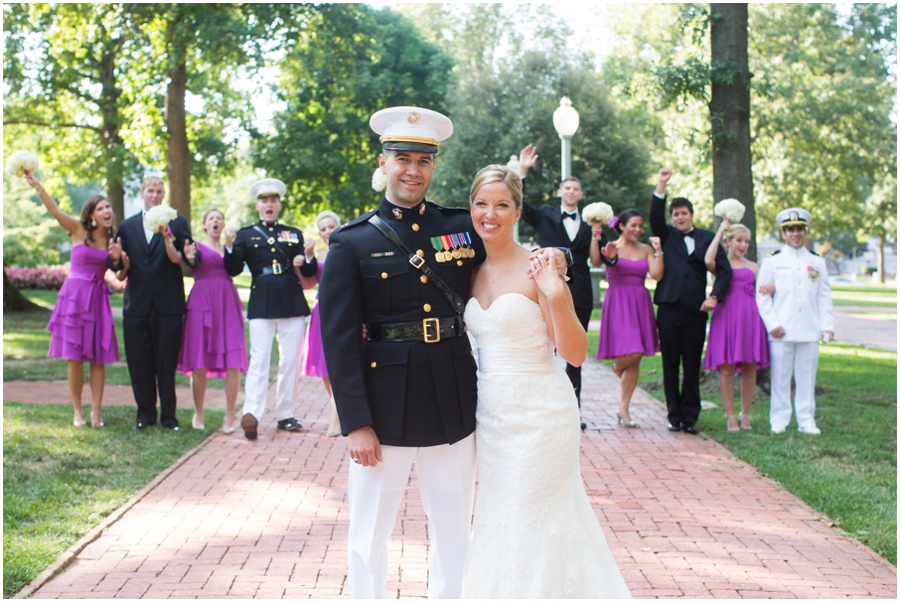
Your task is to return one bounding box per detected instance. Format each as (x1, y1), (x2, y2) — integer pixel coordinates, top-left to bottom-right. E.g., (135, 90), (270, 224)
(4, 266), (69, 290)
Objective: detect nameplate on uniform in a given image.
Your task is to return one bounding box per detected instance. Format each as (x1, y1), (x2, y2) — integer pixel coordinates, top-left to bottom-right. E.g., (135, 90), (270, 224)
(430, 232), (474, 262)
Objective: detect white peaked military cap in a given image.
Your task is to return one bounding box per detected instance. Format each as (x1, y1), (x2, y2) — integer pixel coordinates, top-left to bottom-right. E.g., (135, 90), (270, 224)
(369, 106), (453, 154)
(776, 207), (812, 229)
(250, 178), (287, 200)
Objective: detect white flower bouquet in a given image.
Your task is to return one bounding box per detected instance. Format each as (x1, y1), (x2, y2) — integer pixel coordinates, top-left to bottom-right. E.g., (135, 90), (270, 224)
(506, 154), (520, 174)
(582, 202), (615, 226)
(5, 150), (40, 178)
(714, 198), (745, 222)
(372, 168), (386, 192)
(145, 205), (178, 236)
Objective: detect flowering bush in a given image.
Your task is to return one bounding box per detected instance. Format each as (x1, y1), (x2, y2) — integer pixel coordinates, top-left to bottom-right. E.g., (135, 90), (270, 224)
(4, 265), (126, 293)
(4, 265), (70, 290)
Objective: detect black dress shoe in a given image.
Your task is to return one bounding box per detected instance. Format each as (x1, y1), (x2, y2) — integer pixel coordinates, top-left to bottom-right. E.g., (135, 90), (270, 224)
(241, 413), (258, 440)
(135, 422), (153, 430)
(580, 420), (587, 431)
(667, 423), (682, 432)
(163, 424), (180, 432)
(683, 425), (699, 435)
(277, 417), (303, 432)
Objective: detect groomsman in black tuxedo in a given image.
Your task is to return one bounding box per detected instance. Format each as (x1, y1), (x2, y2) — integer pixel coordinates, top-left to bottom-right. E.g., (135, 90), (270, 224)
(517, 144), (617, 428)
(107, 175), (200, 430)
(649, 168), (731, 434)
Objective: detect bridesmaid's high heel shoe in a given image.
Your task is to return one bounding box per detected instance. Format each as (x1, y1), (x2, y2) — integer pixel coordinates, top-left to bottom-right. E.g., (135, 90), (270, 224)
(739, 413), (752, 430)
(73, 417), (86, 428)
(90, 410), (104, 428)
(192, 413), (205, 430)
(616, 412), (638, 428)
(726, 414), (740, 433)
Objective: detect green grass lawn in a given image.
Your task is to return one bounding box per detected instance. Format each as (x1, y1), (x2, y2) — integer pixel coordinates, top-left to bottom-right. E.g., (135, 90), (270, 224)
(3, 403), (223, 598)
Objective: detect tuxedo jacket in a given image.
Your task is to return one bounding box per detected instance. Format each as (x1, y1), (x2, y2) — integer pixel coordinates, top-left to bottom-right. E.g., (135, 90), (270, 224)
(649, 194), (731, 314)
(108, 212), (198, 318)
(520, 180), (614, 311)
(319, 198), (484, 448)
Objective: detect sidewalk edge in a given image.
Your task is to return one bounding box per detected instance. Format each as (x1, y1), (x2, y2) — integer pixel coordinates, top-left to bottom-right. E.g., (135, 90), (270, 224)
(14, 430), (220, 599)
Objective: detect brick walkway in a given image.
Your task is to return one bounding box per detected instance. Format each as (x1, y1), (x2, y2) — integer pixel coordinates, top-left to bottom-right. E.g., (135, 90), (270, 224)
(8, 360), (896, 599)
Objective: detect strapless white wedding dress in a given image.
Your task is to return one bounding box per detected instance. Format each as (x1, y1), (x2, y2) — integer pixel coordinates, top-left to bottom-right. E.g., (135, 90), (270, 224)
(461, 293), (631, 599)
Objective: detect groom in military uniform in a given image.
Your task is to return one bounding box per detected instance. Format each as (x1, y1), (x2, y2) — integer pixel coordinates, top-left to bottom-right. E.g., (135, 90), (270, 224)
(319, 107), (481, 599)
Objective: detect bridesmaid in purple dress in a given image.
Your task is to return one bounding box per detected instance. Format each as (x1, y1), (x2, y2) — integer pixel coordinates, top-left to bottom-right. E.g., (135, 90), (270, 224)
(301, 210), (341, 436)
(25, 171), (119, 428)
(703, 220), (770, 432)
(177, 209), (248, 433)
(589, 209), (664, 428)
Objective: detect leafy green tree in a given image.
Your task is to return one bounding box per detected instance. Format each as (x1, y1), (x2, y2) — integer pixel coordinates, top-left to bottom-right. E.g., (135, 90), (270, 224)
(130, 3), (289, 224)
(601, 3), (896, 264)
(405, 3), (650, 232)
(252, 4), (453, 222)
(3, 3), (144, 224)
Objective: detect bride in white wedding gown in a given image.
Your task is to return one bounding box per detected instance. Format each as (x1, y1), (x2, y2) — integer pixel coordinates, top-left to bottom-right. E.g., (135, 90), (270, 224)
(461, 165), (631, 599)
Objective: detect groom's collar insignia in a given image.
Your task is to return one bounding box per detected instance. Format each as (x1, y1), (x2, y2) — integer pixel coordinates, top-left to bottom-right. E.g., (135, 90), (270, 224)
(392, 208), (403, 220)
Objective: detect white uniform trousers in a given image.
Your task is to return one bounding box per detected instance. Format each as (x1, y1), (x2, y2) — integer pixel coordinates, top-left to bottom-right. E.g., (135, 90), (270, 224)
(769, 340), (820, 432)
(243, 316), (305, 422)
(348, 433), (476, 599)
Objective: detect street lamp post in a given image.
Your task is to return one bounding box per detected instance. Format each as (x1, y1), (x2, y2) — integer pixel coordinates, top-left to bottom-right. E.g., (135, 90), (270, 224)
(552, 96), (580, 180)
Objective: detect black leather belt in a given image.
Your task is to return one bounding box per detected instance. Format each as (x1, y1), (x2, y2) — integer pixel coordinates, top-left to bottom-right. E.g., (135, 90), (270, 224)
(252, 263), (289, 277)
(368, 316), (465, 343)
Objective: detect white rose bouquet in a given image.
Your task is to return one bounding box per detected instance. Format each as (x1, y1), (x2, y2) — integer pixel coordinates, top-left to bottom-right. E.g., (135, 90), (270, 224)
(145, 205), (178, 239)
(714, 198), (745, 222)
(5, 150), (40, 178)
(582, 202), (615, 227)
(371, 168), (386, 192)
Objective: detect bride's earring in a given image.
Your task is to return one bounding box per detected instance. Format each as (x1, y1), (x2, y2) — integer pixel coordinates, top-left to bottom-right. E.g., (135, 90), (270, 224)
(91, 218), (97, 227)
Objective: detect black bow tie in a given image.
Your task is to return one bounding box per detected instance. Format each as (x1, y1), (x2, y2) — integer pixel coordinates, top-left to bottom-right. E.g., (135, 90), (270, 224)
(683, 229), (694, 238)
(563, 211), (578, 221)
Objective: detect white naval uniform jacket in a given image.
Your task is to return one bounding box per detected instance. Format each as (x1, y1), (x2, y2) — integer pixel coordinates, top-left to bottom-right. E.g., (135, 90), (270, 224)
(756, 245), (835, 342)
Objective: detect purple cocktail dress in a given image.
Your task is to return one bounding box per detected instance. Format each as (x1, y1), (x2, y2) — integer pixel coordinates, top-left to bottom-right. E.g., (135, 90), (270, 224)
(596, 258), (659, 359)
(302, 261), (329, 378)
(703, 267), (770, 370)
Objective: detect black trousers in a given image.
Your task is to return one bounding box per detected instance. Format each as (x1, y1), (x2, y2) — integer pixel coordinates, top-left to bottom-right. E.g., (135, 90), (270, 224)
(656, 303), (708, 427)
(565, 305), (594, 406)
(123, 310), (183, 427)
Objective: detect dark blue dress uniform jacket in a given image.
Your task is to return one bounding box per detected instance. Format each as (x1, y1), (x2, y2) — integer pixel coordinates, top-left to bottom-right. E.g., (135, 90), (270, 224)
(224, 220), (318, 320)
(319, 198), (485, 448)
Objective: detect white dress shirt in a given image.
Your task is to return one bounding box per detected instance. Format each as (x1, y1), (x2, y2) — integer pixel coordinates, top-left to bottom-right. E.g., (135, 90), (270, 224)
(560, 207), (579, 242)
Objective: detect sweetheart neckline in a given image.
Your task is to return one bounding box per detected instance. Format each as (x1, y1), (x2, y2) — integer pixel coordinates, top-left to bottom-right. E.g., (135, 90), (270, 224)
(468, 292), (539, 313)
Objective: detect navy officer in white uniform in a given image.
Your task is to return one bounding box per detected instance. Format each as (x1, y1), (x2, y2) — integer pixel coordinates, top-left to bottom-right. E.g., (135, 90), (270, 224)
(224, 178), (317, 440)
(756, 208), (834, 435)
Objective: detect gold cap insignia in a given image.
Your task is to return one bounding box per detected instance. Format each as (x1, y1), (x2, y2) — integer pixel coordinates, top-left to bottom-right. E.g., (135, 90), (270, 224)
(408, 111), (420, 124)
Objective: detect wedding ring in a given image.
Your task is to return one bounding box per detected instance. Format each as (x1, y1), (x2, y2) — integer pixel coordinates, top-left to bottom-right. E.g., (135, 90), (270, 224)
(535, 265), (543, 271)
(352, 458), (361, 464)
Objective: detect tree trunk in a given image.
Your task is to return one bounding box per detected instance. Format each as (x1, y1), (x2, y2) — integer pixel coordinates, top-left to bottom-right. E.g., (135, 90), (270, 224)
(709, 4), (755, 260)
(3, 272), (41, 312)
(875, 232), (885, 284)
(98, 37), (126, 226)
(165, 60), (191, 227)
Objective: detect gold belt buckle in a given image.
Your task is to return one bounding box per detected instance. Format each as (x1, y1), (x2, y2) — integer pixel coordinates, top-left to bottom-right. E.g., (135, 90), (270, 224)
(272, 262), (283, 275)
(422, 318), (440, 343)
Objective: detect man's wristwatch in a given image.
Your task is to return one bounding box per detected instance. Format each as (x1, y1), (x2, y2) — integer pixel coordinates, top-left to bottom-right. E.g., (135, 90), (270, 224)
(557, 247), (574, 268)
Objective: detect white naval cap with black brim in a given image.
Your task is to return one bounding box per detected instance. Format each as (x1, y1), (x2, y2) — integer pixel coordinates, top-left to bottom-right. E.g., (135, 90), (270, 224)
(776, 207), (812, 229)
(370, 106), (453, 154)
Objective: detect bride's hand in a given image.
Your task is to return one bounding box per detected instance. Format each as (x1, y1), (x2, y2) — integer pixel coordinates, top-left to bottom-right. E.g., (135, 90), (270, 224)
(531, 251), (565, 296)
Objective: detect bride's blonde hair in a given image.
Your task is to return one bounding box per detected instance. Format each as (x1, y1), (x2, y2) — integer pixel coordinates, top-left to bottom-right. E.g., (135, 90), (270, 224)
(469, 165), (523, 209)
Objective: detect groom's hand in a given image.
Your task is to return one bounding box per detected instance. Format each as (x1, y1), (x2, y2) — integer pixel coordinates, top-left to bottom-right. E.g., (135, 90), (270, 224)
(348, 426), (382, 467)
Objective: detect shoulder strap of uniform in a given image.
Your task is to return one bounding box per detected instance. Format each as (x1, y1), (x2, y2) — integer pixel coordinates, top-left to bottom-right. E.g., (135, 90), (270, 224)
(766, 250), (781, 257)
(368, 214), (465, 315)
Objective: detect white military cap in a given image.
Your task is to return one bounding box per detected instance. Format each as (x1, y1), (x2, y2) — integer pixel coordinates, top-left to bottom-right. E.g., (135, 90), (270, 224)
(369, 106), (453, 154)
(776, 207), (812, 229)
(250, 178), (286, 200)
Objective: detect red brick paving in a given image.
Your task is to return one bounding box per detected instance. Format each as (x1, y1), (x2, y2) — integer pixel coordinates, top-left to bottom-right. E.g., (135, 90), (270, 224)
(7, 359), (896, 599)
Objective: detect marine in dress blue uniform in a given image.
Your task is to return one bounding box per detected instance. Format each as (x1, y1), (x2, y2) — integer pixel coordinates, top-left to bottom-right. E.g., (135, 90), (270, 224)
(223, 178), (317, 439)
(319, 107), (483, 599)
